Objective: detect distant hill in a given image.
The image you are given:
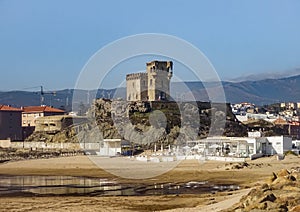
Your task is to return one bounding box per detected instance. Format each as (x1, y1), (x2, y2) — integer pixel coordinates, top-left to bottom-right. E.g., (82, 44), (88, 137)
(1, 75), (300, 108)
(0, 88), (123, 112)
(176, 74), (300, 105)
(224, 75), (300, 104)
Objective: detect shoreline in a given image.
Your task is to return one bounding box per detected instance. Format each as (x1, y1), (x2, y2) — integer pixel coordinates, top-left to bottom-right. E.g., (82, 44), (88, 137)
(0, 155), (299, 211)
(0, 155), (267, 185)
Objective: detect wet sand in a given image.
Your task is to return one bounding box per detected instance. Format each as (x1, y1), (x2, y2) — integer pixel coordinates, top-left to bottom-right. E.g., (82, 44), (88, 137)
(0, 155), (299, 211)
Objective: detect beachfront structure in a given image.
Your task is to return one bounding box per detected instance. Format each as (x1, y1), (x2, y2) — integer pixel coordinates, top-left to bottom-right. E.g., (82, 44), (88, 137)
(98, 139), (122, 156)
(126, 61), (173, 101)
(185, 136), (292, 159)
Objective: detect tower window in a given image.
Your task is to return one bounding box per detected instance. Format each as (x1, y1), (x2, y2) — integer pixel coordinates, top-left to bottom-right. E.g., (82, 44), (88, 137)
(150, 79), (152, 86)
(132, 82), (135, 88)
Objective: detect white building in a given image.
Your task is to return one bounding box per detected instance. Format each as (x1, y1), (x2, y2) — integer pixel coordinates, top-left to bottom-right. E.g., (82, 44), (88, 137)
(98, 139), (122, 156)
(263, 136), (292, 155)
(186, 135), (292, 159)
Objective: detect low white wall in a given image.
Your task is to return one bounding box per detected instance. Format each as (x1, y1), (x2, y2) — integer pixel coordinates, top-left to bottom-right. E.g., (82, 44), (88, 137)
(161, 157), (174, 162)
(206, 156), (246, 162)
(149, 157), (160, 163)
(136, 156), (148, 162)
(0, 139), (11, 148)
(10, 142), (100, 150)
(176, 156), (186, 161)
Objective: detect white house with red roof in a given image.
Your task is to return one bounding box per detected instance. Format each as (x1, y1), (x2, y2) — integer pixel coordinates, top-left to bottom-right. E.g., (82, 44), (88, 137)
(0, 105), (23, 141)
(22, 105), (65, 127)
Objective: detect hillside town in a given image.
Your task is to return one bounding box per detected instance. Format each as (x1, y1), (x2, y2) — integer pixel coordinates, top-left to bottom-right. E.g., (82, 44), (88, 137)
(232, 102), (300, 140)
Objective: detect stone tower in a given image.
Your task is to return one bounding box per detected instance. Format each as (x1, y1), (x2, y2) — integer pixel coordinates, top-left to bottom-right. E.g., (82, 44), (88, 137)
(146, 61), (173, 101)
(126, 61), (173, 101)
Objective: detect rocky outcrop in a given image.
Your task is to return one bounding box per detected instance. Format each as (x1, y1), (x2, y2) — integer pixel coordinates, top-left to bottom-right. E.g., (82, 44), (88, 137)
(225, 168), (300, 212)
(92, 99), (248, 147)
(225, 162), (272, 170)
(26, 99), (248, 148)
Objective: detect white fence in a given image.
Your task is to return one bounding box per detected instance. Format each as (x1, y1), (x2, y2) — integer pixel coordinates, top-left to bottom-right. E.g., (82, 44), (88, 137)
(0, 139), (11, 148)
(206, 156), (246, 162)
(10, 142), (100, 150)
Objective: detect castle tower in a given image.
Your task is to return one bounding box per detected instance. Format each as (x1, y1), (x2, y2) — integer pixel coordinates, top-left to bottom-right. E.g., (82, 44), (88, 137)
(126, 73), (148, 101)
(146, 61), (173, 101)
(126, 61), (173, 101)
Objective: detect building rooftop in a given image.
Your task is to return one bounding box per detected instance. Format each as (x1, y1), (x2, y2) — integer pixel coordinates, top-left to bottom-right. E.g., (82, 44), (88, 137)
(0, 105), (22, 111)
(22, 106), (65, 113)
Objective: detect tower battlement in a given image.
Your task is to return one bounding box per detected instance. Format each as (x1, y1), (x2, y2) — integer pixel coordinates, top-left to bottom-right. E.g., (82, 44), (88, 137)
(126, 72), (147, 81)
(146, 61), (173, 72)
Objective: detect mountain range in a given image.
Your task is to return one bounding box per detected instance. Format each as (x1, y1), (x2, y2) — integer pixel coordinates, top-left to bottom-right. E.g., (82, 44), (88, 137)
(175, 74), (300, 105)
(1, 74), (300, 110)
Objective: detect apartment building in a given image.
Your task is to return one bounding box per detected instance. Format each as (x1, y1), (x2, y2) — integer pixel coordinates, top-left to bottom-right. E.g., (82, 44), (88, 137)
(0, 105), (22, 140)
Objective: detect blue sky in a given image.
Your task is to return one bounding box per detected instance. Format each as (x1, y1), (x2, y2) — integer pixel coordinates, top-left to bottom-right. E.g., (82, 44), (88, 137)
(0, 0), (300, 91)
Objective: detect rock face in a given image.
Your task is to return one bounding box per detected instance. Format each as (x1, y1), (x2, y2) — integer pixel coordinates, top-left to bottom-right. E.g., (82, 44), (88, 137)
(26, 99), (247, 148)
(90, 99), (247, 147)
(226, 168), (300, 212)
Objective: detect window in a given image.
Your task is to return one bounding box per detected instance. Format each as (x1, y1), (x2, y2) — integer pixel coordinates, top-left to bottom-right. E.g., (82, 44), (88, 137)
(150, 79), (153, 86)
(132, 82), (135, 88)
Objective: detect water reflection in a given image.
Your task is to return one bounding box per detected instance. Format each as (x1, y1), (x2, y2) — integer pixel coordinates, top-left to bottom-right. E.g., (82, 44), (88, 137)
(0, 176), (122, 196)
(0, 175), (239, 196)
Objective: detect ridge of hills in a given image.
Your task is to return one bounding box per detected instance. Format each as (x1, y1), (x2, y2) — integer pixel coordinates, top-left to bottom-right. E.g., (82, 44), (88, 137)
(1, 74), (300, 109)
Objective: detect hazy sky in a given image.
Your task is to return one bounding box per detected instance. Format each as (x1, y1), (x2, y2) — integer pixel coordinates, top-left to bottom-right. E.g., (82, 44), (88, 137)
(1, 0), (300, 91)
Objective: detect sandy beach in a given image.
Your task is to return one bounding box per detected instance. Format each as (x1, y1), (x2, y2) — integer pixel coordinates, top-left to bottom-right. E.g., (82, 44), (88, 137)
(0, 155), (299, 211)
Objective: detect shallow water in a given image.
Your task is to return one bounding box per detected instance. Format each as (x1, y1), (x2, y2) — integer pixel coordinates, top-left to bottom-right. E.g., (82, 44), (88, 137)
(0, 175), (240, 196)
